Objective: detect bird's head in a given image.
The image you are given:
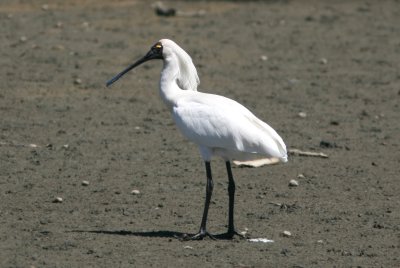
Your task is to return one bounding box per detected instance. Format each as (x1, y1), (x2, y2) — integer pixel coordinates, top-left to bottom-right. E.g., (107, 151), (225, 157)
(106, 40), (165, 87)
(106, 39), (199, 91)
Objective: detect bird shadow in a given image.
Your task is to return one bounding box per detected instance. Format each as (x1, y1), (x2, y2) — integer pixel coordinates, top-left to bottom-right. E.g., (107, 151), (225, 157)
(69, 229), (185, 239)
(68, 229), (242, 241)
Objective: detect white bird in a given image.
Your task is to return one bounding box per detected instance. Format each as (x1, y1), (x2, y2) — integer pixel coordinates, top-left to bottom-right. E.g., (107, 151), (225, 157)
(106, 39), (287, 240)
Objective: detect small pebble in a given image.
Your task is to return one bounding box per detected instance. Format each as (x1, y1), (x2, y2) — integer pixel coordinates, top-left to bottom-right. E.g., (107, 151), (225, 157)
(260, 55), (268, 61)
(131, 189), (140, 195)
(81, 180), (89, 186)
(82, 21), (89, 28)
(62, 144), (69, 149)
(298, 111), (307, 118)
(74, 78), (82, 85)
(320, 58), (328, 64)
(282, 230), (292, 237)
(52, 45), (65, 51)
(240, 227), (249, 236)
(297, 174), (305, 179)
(20, 36), (27, 43)
(317, 239), (324, 244)
(41, 4), (49, 11)
(53, 197), (63, 203)
(183, 245), (193, 249)
(289, 179), (299, 187)
(55, 21), (63, 28)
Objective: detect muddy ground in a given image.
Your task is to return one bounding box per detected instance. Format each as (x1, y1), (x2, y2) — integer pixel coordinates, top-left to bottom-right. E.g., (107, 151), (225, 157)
(1, 0), (399, 267)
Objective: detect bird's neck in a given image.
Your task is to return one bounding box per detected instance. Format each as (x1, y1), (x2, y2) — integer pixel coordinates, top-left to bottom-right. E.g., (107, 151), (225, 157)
(159, 57), (184, 108)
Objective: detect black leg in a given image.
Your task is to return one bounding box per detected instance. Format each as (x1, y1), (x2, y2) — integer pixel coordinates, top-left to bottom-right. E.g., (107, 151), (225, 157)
(225, 161), (246, 239)
(184, 161), (215, 240)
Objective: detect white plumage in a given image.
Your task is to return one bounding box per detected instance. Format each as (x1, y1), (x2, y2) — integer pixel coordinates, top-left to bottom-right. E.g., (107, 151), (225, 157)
(157, 39), (287, 163)
(106, 39), (287, 240)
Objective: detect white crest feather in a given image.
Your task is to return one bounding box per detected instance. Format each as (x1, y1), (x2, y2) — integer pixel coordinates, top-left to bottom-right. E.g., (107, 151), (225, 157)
(162, 39), (200, 91)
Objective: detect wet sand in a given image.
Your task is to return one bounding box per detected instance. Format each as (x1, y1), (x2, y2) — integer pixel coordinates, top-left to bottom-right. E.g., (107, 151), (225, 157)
(1, 1), (399, 267)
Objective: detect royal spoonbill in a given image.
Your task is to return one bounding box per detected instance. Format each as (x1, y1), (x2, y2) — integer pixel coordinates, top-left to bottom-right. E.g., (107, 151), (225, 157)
(106, 39), (287, 240)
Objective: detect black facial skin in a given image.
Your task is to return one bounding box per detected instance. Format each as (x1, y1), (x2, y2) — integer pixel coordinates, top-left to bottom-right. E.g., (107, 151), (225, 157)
(106, 42), (163, 87)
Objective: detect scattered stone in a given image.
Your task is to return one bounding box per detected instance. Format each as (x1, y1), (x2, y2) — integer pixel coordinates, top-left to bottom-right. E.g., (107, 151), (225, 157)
(53, 197), (63, 203)
(298, 111), (307, 118)
(240, 227), (249, 236)
(280, 248), (290, 256)
(131, 189), (140, 195)
(41, 4), (49, 11)
(320, 140), (337, 148)
(297, 174), (305, 179)
(320, 58), (328, 64)
(330, 120), (339, 126)
(20, 36), (27, 43)
(55, 21), (63, 28)
(269, 202), (282, 206)
(289, 179), (299, 187)
(260, 55), (268, 61)
(82, 180), (89, 186)
(82, 21), (90, 28)
(74, 78), (82, 85)
(62, 144), (69, 149)
(52, 45), (65, 51)
(153, 1), (176, 17)
(183, 245), (193, 249)
(282, 230), (292, 237)
(317, 239), (324, 244)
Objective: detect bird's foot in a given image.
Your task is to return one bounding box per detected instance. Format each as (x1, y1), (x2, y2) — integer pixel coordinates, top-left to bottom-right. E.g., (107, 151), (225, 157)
(219, 229), (248, 240)
(179, 230), (216, 241)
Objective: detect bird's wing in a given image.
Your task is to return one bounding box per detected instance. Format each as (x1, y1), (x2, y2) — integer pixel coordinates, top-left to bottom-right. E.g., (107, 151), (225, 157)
(172, 93), (287, 160)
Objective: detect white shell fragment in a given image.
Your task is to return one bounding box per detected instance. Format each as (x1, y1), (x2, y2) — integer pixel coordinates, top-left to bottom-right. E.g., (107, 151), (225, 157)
(74, 78), (82, 85)
(81, 180), (89, 186)
(248, 238), (274, 243)
(282, 230), (292, 237)
(298, 112), (307, 118)
(297, 174), (305, 179)
(53, 197), (63, 203)
(131, 189), (140, 195)
(289, 179), (299, 187)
